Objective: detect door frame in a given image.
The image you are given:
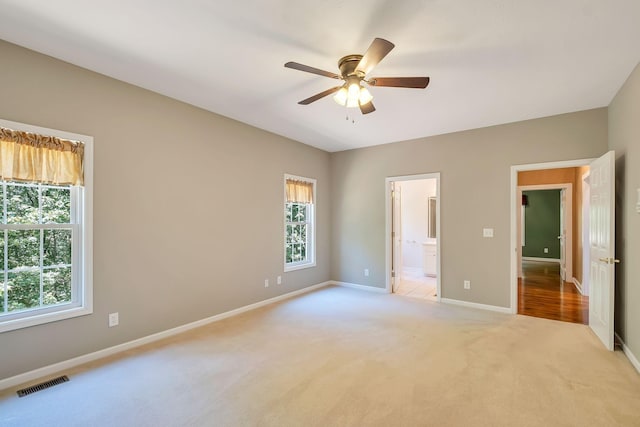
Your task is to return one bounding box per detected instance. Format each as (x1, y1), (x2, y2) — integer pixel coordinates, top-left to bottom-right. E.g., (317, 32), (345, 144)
(580, 171), (591, 295)
(391, 181), (402, 293)
(509, 158), (593, 313)
(517, 183), (573, 279)
(385, 173), (441, 299)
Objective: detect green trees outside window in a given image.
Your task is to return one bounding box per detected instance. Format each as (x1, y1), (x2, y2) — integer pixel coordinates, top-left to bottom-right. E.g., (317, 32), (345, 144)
(0, 182), (73, 314)
(285, 202), (310, 264)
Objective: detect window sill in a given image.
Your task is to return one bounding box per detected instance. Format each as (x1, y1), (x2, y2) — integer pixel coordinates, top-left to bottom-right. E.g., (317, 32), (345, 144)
(284, 261), (316, 273)
(0, 305), (93, 334)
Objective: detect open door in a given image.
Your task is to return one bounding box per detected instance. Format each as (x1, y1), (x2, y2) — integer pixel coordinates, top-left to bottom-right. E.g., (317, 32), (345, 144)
(589, 151), (617, 350)
(391, 183), (402, 293)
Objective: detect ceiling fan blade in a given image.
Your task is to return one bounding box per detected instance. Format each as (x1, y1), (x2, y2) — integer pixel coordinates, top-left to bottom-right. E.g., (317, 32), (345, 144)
(298, 86), (342, 105)
(368, 77), (430, 88)
(359, 101), (376, 115)
(285, 62), (340, 79)
(356, 38), (395, 75)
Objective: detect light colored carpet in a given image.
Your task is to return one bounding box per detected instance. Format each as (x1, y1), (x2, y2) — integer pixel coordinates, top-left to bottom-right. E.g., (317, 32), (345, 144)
(1, 285), (639, 426)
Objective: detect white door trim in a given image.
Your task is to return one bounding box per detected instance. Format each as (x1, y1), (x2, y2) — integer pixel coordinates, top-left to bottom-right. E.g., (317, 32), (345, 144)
(581, 171), (591, 295)
(385, 173), (441, 300)
(391, 182), (402, 292)
(509, 158), (593, 314)
(518, 183), (573, 281)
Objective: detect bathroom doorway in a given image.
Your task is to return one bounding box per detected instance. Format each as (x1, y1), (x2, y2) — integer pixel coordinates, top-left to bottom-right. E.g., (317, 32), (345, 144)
(386, 173), (440, 301)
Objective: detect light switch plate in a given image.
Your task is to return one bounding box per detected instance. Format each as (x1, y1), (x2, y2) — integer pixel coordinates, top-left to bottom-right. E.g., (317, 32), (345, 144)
(108, 312), (119, 327)
(483, 228), (494, 238)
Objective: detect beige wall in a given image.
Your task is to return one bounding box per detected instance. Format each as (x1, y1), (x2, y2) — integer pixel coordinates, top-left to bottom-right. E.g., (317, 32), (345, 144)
(608, 62), (640, 359)
(0, 41), (331, 380)
(331, 110), (608, 307)
(0, 37), (630, 383)
(518, 167), (586, 284)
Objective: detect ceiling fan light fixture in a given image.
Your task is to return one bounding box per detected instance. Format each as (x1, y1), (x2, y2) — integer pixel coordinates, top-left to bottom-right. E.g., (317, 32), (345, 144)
(333, 87), (348, 106)
(347, 83), (361, 108)
(359, 87), (373, 105)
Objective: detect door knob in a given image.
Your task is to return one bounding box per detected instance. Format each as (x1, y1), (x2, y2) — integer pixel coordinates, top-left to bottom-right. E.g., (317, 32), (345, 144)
(599, 257), (621, 264)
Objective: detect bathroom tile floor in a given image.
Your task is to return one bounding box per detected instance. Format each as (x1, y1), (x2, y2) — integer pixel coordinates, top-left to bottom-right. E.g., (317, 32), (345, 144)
(394, 269), (437, 301)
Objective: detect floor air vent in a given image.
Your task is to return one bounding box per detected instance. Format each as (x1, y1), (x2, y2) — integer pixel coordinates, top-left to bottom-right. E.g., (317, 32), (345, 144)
(17, 375), (69, 397)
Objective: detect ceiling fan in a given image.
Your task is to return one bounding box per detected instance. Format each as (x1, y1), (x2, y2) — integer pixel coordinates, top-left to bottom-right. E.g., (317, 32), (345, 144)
(284, 38), (430, 115)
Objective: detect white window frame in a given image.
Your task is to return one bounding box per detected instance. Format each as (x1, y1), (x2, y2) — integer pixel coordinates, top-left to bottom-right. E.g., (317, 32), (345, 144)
(0, 119), (93, 333)
(284, 174), (316, 272)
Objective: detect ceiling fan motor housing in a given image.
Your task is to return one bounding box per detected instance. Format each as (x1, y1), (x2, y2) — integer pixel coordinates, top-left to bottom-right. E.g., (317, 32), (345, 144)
(338, 55), (365, 79)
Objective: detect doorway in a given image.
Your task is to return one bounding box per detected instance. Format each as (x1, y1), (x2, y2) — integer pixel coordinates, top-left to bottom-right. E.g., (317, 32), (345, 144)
(385, 173), (440, 301)
(514, 152), (616, 349)
(510, 159), (597, 321)
(515, 168), (591, 324)
(519, 185), (572, 278)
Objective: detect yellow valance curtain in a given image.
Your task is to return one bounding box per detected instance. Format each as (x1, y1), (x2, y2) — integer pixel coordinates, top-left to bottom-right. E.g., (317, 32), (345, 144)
(0, 126), (84, 186)
(286, 179), (314, 204)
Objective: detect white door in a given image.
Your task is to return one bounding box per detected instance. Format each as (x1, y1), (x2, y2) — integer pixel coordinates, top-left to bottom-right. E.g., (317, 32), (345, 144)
(589, 151), (617, 350)
(391, 184), (402, 293)
(559, 189), (567, 281)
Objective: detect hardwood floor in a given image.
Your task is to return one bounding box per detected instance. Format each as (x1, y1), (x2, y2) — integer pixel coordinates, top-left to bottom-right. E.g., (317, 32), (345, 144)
(518, 260), (588, 324)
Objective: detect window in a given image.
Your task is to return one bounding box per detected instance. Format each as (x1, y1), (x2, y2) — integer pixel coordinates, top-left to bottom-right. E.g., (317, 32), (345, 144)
(0, 119), (92, 333)
(284, 175), (315, 271)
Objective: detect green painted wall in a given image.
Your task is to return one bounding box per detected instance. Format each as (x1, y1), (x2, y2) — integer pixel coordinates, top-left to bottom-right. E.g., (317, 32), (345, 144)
(523, 190), (561, 259)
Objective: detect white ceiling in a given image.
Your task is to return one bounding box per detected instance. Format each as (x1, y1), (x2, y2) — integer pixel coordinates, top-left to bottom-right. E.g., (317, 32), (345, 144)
(1, 1), (639, 152)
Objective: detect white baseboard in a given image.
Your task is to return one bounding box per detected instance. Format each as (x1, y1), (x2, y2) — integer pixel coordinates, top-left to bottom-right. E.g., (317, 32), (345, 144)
(522, 257), (561, 263)
(615, 333), (640, 374)
(441, 297), (512, 314)
(572, 278), (584, 295)
(0, 281), (332, 392)
(332, 281), (389, 294)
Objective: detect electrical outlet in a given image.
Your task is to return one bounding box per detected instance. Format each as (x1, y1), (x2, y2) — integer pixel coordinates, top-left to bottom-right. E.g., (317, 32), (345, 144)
(264, 279), (269, 288)
(464, 280), (471, 290)
(108, 312), (119, 327)
(277, 276), (282, 285)
(364, 269), (369, 277)
(544, 248), (549, 253)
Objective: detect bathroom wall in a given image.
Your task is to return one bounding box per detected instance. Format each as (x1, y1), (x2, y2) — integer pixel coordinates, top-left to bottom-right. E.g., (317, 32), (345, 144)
(399, 179), (436, 269)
